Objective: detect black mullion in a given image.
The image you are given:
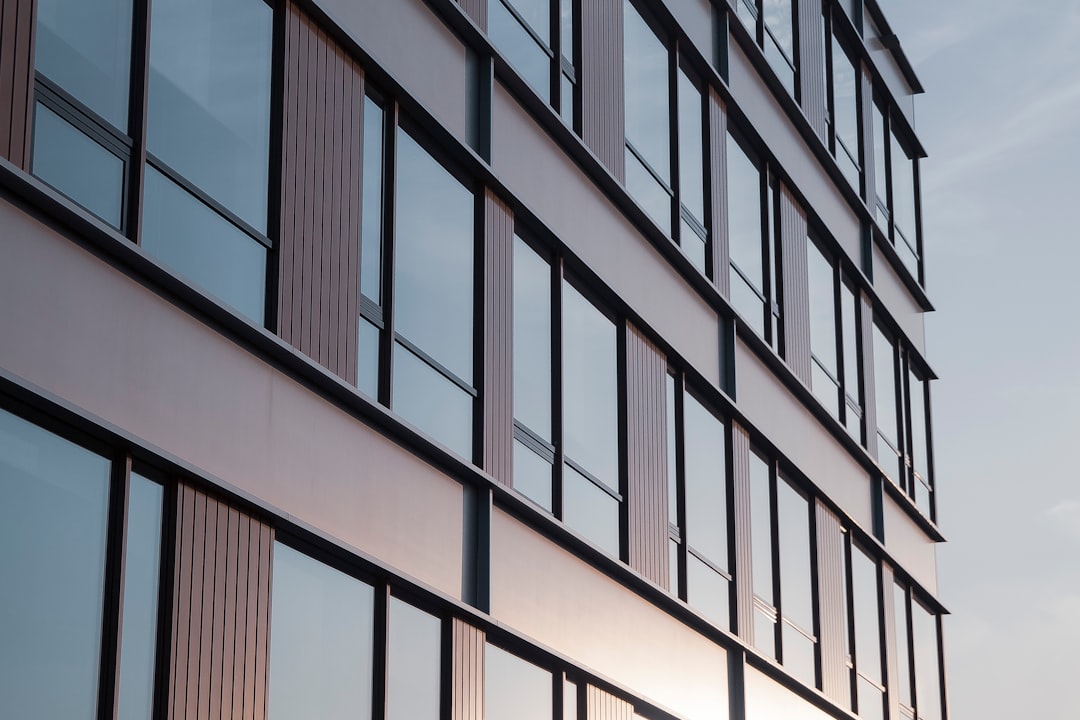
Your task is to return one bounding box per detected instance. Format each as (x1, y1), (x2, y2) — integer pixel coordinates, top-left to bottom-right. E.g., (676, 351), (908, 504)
(551, 256), (565, 521)
(923, 380), (937, 523)
(550, 0), (561, 113)
(806, 485), (822, 689)
(151, 475), (178, 720)
(264, 0), (287, 332)
(616, 318), (629, 562)
(832, 258), (846, 425)
(570, 0), (582, 135)
(471, 184), (484, 467)
(668, 42), (681, 246)
(790, 0), (801, 103)
(128, 0), (152, 244)
(902, 588), (917, 717)
(98, 451), (132, 720)
(673, 374), (688, 601)
(438, 612), (453, 720)
(699, 68), (714, 282)
(378, 103), (399, 408)
(843, 535), (859, 712)
(756, 164), (771, 344)
(768, 460), (782, 662)
(372, 583), (390, 720)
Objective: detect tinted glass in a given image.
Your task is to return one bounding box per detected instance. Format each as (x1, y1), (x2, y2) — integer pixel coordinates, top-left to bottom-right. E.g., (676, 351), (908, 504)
(891, 133), (917, 245)
(624, 3), (669, 183)
(687, 553), (729, 629)
(513, 237), (553, 440)
(807, 241), (837, 378)
(749, 452), (773, 603)
(762, 0), (793, 58)
(562, 465), (619, 556)
(841, 283), (860, 404)
(387, 598), (441, 720)
(732, 274), (766, 338)
(485, 645), (552, 720)
(143, 166), (267, 323)
(514, 440), (553, 512)
(357, 317), (380, 398)
(117, 474), (164, 720)
(857, 677), (885, 720)
(893, 584), (912, 706)
(872, 106), (888, 221)
(666, 374), (678, 526)
(782, 623), (816, 687)
(727, 134), (763, 290)
(267, 544), (374, 720)
(560, 0), (574, 60)
(777, 481), (812, 631)
(148, 0), (272, 232)
(564, 679), (578, 720)
(832, 35), (859, 162)
(678, 70), (704, 222)
(754, 610), (776, 658)
(562, 282), (618, 486)
(490, 0), (551, 100)
(682, 219), (708, 273)
(361, 97), (384, 303)
(683, 394), (727, 565)
(395, 129), (474, 383)
(35, 0), (132, 128)
(33, 103), (125, 228)
(851, 546), (881, 683)
(561, 73), (575, 125)
(626, 147), (673, 234)
(393, 344), (473, 459)
(872, 325), (898, 450)
(912, 601), (941, 720)
(0, 409), (110, 720)
(909, 371), (928, 481)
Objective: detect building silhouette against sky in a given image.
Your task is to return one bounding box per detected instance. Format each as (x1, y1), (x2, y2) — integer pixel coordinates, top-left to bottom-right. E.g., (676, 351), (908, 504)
(0, 0), (947, 719)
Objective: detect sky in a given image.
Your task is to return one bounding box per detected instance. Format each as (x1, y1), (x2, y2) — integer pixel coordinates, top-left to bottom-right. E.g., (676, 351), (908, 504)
(884, 1), (1080, 717)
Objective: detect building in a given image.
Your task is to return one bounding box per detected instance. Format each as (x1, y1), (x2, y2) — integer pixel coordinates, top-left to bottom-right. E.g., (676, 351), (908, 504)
(0, 0), (947, 718)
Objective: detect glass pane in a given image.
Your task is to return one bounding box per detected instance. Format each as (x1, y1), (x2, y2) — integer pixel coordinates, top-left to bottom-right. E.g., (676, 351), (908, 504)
(749, 452), (773, 603)
(851, 546), (881, 684)
(624, 2), (670, 185)
(857, 676), (885, 720)
(665, 374), (677, 526)
(727, 134), (763, 291)
(560, 0), (573, 57)
(832, 35), (859, 165)
(807, 241), (837, 379)
(893, 584), (912, 707)
(677, 70), (704, 223)
(148, 0), (272, 231)
(513, 236), (553, 440)
(143, 166), (267, 324)
(514, 439), (553, 512)
(891, 133), (917, 248)
(777, 480), (813, 632)
(754, 609), (776, 659)
(682, 219), (708, 273)
(872, 106), (888, 227)
(0, 409), (111, 720)
(687, 553), (729, 629)
(668, 538), (679, 593)
(358, 317), (380, 398)
(909, 371), (929, 486)
(782, 623), (816, 687)
(562, 465), (619, 556)
(812, 363), (840, 419)
(395, 129), (475, 384)
(625, 147), (672, 235)
(485, 644), (553, 720)
(387, 598), (441, 720)
(872, 325), (898, 452)
(117, 474), (164, 720)
(361, 97), (384, 303)
(560, 73), (575, 125)
(564, 678), (577, 720)
(267, 544), (374, 720)
(763, 32), (795, 95)
(731, 272), (766, 337)
(393, 344), (473, 459)
(840, 283), (860, 405)
(762, 0), (793, 59)
(490, 0), (551, 102)
(912, 601), (942, 720)
(561, 282), (618, 487)
(503, 0), (551, 44)
(35, 0), (132, 128)
(683, 393), (727, 566)
(32, 103), (125, 228)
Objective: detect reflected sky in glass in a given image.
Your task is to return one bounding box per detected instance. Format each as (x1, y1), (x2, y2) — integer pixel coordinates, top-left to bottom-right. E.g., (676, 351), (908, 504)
(514, 236), (552, 440)
(485, 644), (552, 720)
(490, 0), (551, 101)
(387, 598), (441, 720)
(807, 241), (837, 377)
(361, 97), (385, 304)
(562, 465), (619, 556)
(393, 343), (473, 458)
(678, 70), (705, 223)
(749, 452), (773, 603)
(683, 393), (727, 566)
(776, 481), (812, 631)
(727, 134), (764, 289)
(624, 1), (670, 183)
(514, 439), (553, 511)
(851, 546), (881, 684)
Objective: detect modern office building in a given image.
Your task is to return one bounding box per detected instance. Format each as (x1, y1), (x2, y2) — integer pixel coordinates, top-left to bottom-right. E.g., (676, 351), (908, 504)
(0, 0), (947, 718)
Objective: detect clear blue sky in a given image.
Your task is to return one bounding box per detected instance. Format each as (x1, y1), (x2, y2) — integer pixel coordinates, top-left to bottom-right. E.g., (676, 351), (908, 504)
(887, 2), (1080, 717)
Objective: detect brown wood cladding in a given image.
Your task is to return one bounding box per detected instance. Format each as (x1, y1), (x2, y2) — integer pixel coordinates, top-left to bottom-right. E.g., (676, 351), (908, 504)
(586, 684), (634, 720)
(484, 189), (513, 486)
(779, 185), (811, 384)
(581, 0), (625, 181)
(0, 0), (34, 169)
(797, 0), (827, 141)
(278, 2), (362, 385)
(625, 323), (669, 588)
(708, 87), (730, 297)
(859, 290), (877, 458)
(169, 484), (273, 720)
(451, 618), (485, 720)
(815, 499), (851, 708)
(457, 0), (487, 31)
(730, 420), (755, 642)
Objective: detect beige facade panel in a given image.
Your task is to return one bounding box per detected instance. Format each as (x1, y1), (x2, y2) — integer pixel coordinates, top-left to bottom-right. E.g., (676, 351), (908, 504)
(744, 666), (834, 720)
(871, 242), (926, 354)
(882, 492), (939, 595)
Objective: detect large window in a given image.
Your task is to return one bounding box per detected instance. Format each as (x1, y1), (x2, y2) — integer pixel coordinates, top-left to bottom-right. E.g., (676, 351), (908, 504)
(485, 644), (554, 720)
(0, 408), (164, 720)
(749, 451), (817, 688)
(894, 583), (944, 720)
(846, 541), (885, 720)
(31, 0), (274, 323)
(825, 20), (862, 190)
(666, 373), (731, 630)
(355, 104), (478, 460)
(735, 0), (797, 96)
(807, 238), (863, 440)
(870, 99), (922, 281)
(512, 237), (622, 557)
(489, 0), (576, 125)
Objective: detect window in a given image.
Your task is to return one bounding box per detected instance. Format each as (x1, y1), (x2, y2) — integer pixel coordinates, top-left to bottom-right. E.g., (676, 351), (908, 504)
(666, 374), (731, 629)
(749, 451), (817, 687)
(485, 644), (554, 720)
(894, 583), (944, 720)
(735, 0), (797, 96)
(31, 0), (274, 323)
(727, 131), (781, 348)
(872, 322), (901, 482)
(356, 106), (478, 460)
(845, 541), (885, 720)
(489, 0), (577, 124)
(512, 237), (622, 557)
(807, 238), (863, 439)
(825, 21), (861, 190)
(387, 598), (442, 720)
(0, 408), (165, 720)
(677, 66), (709, 274)
(870, 99), (922, 281)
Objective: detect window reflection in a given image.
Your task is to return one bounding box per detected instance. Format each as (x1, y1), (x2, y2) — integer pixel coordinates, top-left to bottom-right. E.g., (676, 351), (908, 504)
(387, 598), (441, 720)
(485, 644), (553, 720)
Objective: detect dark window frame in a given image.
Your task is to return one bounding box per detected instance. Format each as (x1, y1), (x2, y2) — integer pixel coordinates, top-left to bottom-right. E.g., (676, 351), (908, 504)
(734, 0), (800, 98)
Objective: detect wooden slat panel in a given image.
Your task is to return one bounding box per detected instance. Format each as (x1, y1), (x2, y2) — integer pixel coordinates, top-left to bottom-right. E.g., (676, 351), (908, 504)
(451, 618), (485, 720)
(798, 0), (827, 140)
(483, 189), (513, 486)
(730, 420), (755, 642)
(860, 290), (877, 457)
(277, 3), (362, 383)
(0, 0), (34, 168)
(708, 88), (730, 298)
(457, 0), (486, 31)
(779, 184), (811, 384)
(581, 0), (624, 180)
(815, 500), (850, 707)
(586, 684), (633, 720)
(170, 484), (273, 720)
(625, 323), (668, 588)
